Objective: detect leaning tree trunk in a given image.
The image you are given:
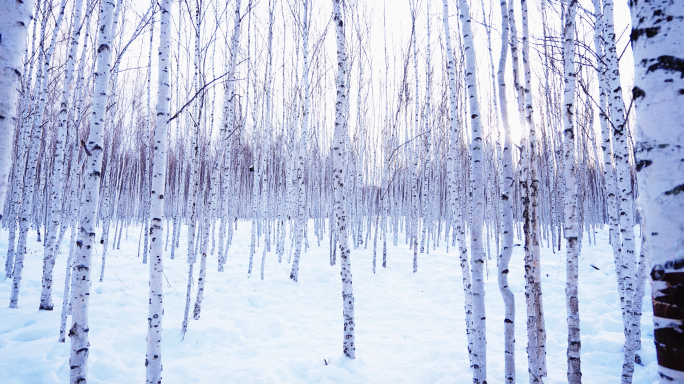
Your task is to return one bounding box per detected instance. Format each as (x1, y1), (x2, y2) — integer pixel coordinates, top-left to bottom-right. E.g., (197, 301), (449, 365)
(69, 0), (116, 382)
(630, 2), (684, 383)
(332, 0), (356, 360)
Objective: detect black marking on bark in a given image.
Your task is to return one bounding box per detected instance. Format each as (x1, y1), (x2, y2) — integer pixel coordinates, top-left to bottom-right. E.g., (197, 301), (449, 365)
(76, 241), (83, 248)
(631, 27), (660, 43)
(664, 183), (684, 196)
(647, 56), (684, 78)
(632, 86), (645, 100)
(664, 258), (684, 271)
(81, 140), (91, 156)
(636, 159), (652, 172)
(652, 265), (665, 280)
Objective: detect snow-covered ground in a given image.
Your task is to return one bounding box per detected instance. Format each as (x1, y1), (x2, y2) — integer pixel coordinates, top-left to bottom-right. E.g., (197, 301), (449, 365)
(0, 222), (658, 383)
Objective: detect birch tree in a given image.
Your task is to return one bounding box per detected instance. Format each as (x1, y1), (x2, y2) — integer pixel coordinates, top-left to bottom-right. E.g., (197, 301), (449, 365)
(561, 1), (581, 382)
(145, 0), (172, 381)
(0, 0), (34, 213)
(497, 0), (515, 381)
(631, 1), (684, 383)
(69, 0), (117, 381)
(457, 0), (487, 381)
(332, 0), (355, 359)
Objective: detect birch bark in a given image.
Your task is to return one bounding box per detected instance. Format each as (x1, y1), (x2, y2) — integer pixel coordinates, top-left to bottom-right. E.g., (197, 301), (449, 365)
(145, 0), (171, 380)
(10, 0), (67, 309)
(290, 0), (310, 282)
(521, 0), (547, 379)
(442, 0), (474, 365)
(332, 0), (355, 359)
(497, 0), (515, 381)
(0, 0), (34, 221)
(69, 0), (116, 381)
(457, 0), (486, 381)
(40, 0), (85, 310)
(630, 1), (684, 382)
(561, 1), (581, 382)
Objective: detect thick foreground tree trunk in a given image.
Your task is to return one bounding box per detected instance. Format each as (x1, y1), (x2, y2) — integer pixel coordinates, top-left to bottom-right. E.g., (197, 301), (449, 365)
(631, 1), (684, 383)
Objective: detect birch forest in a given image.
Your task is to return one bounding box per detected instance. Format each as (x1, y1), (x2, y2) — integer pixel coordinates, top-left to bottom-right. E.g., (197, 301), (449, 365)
(0, 0), (682, 383)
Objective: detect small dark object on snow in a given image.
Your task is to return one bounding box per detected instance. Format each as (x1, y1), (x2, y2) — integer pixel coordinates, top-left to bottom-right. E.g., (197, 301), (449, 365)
(635, 354), (643, 366)
(514, 243), (521, 247)
(590, 264), (600, 270)
(324, 359), (329, 366)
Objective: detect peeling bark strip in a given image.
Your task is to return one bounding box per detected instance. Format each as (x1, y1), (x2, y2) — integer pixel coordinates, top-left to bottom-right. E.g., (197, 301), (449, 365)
(631, 0), (684, 382)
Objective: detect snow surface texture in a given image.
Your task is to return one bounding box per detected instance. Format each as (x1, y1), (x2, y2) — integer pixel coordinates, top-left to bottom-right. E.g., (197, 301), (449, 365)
(0, 223), (658, 383)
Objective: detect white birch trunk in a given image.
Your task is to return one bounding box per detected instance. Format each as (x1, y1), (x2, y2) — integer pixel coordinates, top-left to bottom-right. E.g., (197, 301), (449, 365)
(521, 0), (547, 379)
(332, 0), (355, 359)
(290, 0), (310, 282)
(442, 0), (474, 365)
(497, 0), (515, 381)
(10, 0), (67, 309)
(630, 1), (684, 382)
(0, 0), (34, 215)
(457, 0), (486, 381)
(40, 0), (85, 310)
(561, 1), (581, 382)
(145, 0), (171, 380)
(69, 0), (116, 381)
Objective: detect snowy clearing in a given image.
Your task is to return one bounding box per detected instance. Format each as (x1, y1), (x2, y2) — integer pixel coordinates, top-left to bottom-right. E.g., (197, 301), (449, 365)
(0, 223), (658, 383)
